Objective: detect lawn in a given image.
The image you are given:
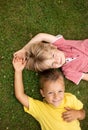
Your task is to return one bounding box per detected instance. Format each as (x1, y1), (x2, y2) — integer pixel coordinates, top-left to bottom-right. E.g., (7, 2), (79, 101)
(0, 0), (88, 130)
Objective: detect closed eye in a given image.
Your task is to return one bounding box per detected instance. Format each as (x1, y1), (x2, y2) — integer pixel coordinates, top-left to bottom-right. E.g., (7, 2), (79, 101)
(48, 92), (53, 95)
(52, 54), (54, 58)
(58, 90), (63, 93)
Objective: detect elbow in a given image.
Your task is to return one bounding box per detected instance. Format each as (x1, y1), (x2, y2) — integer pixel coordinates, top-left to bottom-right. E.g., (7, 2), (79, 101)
(37, 33), (44, 36)
(15, 93), (22, 102)
(82, 110), (86, 120)
(15, 94), (20, 101)
(36, 33), (45, 39)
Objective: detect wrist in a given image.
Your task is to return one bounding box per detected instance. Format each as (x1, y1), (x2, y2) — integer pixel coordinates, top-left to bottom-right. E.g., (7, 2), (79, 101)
(78, 110), (85, 120)
(77, 110), (83, 120)
(15, 70), (23, 73)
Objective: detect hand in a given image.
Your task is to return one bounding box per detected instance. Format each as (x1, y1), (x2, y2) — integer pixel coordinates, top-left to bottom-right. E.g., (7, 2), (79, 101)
(13, 48), (26, 63)
(62, 107), (80, 122)
(12, 57), (27, 72)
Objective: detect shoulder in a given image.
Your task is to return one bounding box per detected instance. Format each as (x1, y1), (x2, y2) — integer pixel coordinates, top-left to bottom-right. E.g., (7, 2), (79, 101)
(64, 92), (80, 102)
(28, 96), (43, 105)
(64, 92), (76, 99)
(64, 93), (83, 109)
(24, 97), (44, 113)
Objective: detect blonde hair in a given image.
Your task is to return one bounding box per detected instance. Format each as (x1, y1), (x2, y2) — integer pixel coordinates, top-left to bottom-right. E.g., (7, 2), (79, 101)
(39, 69), (65, 89)
(25, 42), (57, 72)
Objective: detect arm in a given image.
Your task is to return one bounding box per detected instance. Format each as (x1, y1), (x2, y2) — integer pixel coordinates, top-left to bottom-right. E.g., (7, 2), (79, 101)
(12, 58), (29, 108)
(82, 73), (88, 81)
(23, 33), (57, 51)
(62, 107), (85, 122)
(13, 33), (57, 60)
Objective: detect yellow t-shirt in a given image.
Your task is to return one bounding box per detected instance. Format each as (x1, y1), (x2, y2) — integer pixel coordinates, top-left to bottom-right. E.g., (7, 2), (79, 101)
(24, 93), (83, 130)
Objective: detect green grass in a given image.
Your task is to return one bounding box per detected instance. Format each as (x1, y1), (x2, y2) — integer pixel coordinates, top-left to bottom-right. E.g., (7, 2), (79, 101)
(0, 0), (88, 129)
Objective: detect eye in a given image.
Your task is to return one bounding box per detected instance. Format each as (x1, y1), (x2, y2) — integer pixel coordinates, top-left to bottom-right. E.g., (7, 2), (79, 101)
(58, 90), (63, 93)
(52, 54), (54, 58)
(48, 92), (53, 95)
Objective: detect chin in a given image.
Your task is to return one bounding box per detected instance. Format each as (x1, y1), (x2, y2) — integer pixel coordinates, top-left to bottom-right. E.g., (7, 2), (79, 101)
(54, 103), (60, 107)
(51, 102), (59, 107)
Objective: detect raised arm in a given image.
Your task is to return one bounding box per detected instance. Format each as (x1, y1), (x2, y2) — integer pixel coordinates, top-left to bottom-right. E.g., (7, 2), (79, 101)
(13, 33), (57, 60)
(12, 58), (29, 108)
(23, 33), (57, 51)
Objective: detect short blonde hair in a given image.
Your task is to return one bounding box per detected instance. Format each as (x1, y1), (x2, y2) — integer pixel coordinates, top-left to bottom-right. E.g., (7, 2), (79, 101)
(39, 69), (65, 89)
(25, 42), (57, 72)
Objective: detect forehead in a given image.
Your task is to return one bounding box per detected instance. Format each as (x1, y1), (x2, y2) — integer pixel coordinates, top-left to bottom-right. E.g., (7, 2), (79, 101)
(43, 79), (65, 90)
(44, 44), (57, 53)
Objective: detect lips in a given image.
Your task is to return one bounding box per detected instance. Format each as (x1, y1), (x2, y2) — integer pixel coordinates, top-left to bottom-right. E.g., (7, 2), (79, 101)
(57, 57), (62, 66)
(53, 100), (60, 103)
(59, 58), (62, 65)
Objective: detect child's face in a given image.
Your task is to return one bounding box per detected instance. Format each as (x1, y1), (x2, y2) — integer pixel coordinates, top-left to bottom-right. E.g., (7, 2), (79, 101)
(45, 48), (65, 69)
(40, 79), (65, 107)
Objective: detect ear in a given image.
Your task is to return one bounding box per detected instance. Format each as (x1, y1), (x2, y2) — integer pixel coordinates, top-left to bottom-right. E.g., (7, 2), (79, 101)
(40, 89), (45, 97)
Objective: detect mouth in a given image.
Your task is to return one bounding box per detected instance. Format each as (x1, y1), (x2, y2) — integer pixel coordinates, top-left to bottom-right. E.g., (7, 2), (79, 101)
(52, 100), (62, 106)
(59, 58), (62, 65)
(53, 100), (60, 103)
(58, 58), (62, 67)
(59, 56), (65, 66)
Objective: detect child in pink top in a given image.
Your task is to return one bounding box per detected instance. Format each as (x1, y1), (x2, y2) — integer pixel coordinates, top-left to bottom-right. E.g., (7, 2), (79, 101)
(13, 33), (88, 84)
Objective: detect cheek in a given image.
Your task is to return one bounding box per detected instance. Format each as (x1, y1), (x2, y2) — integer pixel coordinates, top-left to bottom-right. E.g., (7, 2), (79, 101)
(61, 93), (64, 99)
(45, 94), (53, 100)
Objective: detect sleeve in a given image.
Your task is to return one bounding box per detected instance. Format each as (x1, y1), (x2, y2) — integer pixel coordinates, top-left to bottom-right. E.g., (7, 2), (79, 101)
(69, 94), (83, 110)
(51, 34), (63, 44)
(63, 69), (83, 85)
(24, 97), (44, 119)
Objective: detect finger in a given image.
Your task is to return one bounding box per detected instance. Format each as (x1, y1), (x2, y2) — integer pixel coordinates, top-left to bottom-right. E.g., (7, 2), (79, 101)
(12, 58), (16, 66)
(64, 107), (71, 111)
(62, 112), (71, 118)
(13, 52), (17, 57)
(12, 56), (16, 61)
(62, 113), (71, 118)
(22, 59), (26, 64)
(62, 113), (73, 121)
(62, 111), (71, 116)
(63, 117), (73, 122)
(62, 113), (72, 121)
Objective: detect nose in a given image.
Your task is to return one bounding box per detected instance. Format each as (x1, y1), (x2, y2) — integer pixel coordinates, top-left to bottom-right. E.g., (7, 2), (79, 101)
(54, 92), (59, 99)
(54, 54), (59, 61)
(54, 55), (60, 65)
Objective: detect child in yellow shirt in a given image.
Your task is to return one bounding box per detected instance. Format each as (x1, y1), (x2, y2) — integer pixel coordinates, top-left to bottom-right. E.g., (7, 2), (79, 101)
(12, 57), (85, 130)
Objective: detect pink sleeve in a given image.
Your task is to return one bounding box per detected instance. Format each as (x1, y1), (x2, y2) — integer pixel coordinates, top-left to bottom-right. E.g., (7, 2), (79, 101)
(63, 70), (83, 85)
(52, 36), (65, 45)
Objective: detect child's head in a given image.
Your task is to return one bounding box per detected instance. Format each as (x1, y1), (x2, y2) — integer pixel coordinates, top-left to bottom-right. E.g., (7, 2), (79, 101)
(26, 42), (65, 72)
(39, 69), (65, 107)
